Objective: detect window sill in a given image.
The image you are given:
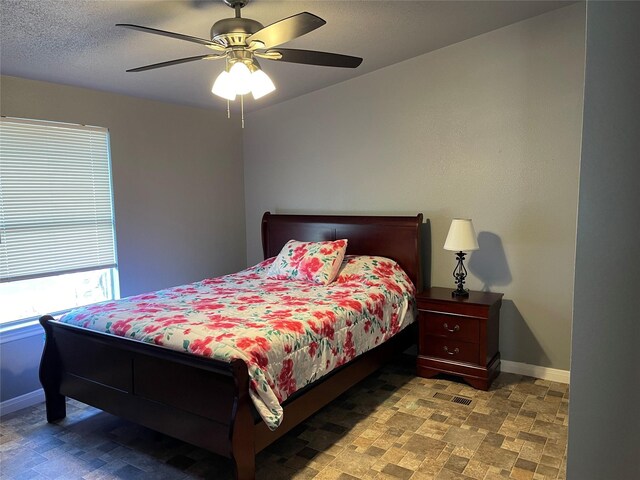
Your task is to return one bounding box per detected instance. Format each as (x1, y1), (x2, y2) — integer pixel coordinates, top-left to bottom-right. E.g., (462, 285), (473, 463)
(0, 320), (43, 344)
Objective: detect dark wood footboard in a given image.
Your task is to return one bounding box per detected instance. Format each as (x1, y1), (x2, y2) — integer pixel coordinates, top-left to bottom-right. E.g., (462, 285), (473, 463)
(39, 315), (256, 479)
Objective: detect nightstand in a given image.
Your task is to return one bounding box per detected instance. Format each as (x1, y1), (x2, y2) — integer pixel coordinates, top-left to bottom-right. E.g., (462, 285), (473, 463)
(416, 287), (503, 390)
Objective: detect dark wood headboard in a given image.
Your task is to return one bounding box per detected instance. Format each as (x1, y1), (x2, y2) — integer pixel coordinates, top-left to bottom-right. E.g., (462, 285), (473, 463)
(261, 212), (424, 290)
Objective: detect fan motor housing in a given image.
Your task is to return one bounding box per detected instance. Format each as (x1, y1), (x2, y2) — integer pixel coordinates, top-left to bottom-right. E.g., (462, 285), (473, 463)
(223, 0), (248, 8)
(210, 18), (264, 47)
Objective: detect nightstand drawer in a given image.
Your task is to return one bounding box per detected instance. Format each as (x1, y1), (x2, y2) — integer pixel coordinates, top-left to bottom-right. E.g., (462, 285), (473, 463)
(421, 312), (479, 343)
(421, 336), (479, 364)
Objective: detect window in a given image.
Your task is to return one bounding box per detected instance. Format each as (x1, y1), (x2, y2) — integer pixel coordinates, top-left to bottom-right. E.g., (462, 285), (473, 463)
(0, 117), (119, 328)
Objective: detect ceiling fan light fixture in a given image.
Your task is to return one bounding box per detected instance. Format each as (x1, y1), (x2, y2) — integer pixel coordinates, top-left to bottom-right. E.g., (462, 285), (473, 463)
(250, 68), (276, 100)
(212, 70), (236, 100)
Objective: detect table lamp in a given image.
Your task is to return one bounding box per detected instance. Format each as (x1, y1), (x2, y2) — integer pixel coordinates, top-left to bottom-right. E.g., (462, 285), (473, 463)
(444, 218), (479, 297)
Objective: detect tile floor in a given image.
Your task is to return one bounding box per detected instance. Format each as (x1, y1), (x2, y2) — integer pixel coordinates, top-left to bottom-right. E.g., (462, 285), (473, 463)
(0, 358), (569, 479)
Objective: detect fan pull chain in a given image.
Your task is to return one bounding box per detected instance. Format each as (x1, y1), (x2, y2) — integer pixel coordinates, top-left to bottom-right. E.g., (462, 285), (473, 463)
(224, 57), (231, 120)
(241, 94), (245, 129)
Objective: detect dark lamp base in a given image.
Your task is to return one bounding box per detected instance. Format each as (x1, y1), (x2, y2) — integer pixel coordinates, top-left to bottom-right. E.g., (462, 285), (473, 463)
(452, 288), (470, 298)
(451, 251), (470, 298)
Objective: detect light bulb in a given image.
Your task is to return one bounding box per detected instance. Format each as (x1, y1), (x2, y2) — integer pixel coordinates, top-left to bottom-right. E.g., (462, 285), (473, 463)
(211, 71), (236, 101)
(251, 69), (276, 100)
(229, 62), (252, 95)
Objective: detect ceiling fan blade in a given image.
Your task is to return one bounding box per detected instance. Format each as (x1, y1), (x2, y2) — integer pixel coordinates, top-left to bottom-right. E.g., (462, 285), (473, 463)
(247, 12), (325, 49)
(116, 24), (225, 51)
(264, 48), (363, 68)
(125, 54), (223, 72)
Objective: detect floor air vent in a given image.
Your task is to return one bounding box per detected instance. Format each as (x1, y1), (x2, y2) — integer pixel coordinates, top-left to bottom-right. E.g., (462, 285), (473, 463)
(452, 396), (472, 406)
(433, 392), (473, 406)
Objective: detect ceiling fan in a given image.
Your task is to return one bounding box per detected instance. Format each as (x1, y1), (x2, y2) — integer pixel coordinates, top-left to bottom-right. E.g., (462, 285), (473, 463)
(117, 0), (363, 103)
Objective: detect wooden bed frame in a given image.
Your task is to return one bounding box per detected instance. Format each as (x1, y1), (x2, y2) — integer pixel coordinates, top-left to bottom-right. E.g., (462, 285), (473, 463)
(39, 212), (424, 479)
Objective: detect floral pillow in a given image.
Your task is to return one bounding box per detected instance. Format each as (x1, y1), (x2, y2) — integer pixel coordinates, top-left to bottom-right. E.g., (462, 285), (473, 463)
(267, 239), (348, 285)
(334, 255), (415, 292)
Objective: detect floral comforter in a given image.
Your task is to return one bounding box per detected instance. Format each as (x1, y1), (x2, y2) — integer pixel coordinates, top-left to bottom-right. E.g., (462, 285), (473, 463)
(59, 255), (416, 430)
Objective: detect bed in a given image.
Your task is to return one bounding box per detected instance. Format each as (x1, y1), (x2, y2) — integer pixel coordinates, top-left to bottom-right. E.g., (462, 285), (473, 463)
(39, 212), (424, 479)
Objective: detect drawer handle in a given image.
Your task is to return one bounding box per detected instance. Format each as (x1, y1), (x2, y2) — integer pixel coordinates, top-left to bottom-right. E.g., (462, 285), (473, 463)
(443, 346), (459, 355)
(443, 323), (460, 333)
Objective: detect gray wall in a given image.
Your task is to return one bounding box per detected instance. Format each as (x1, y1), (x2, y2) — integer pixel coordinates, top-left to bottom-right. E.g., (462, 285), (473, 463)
(0, 333), (43, 402)
(244, 5), (585, 370)
(0, 76), (246, 402)
(567, 2), (640, 478)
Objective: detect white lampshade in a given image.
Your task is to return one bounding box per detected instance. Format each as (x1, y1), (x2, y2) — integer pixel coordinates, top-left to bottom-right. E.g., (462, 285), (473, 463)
(229, 62), (252, 95)
(250, 69), (276, 100)
(211, 71), (236, 101)
(444, 218), (479, 252)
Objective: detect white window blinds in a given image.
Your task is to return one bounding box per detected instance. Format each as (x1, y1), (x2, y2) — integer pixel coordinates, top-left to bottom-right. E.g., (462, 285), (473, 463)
(0, 117), (117, 282)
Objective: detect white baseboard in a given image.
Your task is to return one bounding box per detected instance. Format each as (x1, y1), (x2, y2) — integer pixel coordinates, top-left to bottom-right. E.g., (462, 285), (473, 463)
(0, 388), (44, 417)
(501, 360), (570, 384)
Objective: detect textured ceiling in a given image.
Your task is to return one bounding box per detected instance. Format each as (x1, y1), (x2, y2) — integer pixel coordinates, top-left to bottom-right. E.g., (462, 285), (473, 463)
(0, 0), (573, 112)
